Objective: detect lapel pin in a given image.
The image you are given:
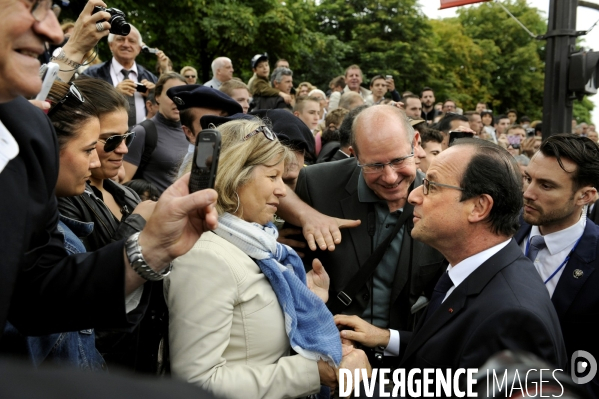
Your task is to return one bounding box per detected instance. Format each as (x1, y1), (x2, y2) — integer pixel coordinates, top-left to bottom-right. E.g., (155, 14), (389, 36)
(573, 269), (584, 279)
(448, 308), (454, 313)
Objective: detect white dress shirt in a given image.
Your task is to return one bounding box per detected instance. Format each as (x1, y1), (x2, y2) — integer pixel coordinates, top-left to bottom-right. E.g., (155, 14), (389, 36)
(0, 119), (19, 174)
(109, 58), (146, 124)
(519, 215), (586, 297)
(384, 238), (511, 356)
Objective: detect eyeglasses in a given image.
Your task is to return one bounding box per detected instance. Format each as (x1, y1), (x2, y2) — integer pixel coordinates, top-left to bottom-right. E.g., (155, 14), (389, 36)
(98, 132), (136, 153)
(48, 83), (84, 117)
(422, 178), (464, 195)
(243, 125), (276, 141)
(184, 75), (196, 79)
(30, 0), (53, 22)
(357, 152), (414, 174)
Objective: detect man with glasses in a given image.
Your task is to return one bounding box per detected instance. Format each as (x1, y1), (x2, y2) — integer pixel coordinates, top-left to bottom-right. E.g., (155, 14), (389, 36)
(0, 0), (217, 359)
(335, 139), (566, 394)
(282, 105), (445, 367)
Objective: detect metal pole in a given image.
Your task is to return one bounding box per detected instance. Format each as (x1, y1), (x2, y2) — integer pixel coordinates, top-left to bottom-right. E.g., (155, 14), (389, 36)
(542, 0), (578, 138)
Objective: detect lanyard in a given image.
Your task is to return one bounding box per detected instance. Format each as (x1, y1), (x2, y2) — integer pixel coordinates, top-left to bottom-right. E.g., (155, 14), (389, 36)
(525, 234), (582, 285)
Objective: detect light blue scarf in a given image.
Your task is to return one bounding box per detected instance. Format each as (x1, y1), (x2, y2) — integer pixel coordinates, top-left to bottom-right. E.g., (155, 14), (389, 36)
(215, 213), (342, 366)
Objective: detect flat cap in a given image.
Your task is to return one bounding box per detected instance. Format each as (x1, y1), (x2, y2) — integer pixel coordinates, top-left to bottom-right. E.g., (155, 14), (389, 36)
(251, 53), (268, 69)
(250, 109), (315, 159)
(167, 85), (242, 116)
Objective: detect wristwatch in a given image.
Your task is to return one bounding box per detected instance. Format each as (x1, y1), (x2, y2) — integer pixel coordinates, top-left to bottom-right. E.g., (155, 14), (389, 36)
(51, 47), (82, 69)
(125, 232), (172, 281)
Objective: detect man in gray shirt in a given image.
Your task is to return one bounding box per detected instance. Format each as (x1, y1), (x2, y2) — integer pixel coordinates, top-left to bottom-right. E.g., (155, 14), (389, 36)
(203, 57), (234, 90)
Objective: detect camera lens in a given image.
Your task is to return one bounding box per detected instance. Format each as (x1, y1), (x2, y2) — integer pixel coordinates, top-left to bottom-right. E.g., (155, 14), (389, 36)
(109, 15), (131, 36)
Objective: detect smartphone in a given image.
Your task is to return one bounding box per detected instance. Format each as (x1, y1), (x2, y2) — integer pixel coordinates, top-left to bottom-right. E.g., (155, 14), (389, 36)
(507, 135), (522, 145)
(189, 129), (221, 193)
(36, 62), (60, 101)
(448, 131), (474, 146)
(136, 82), (148, 93)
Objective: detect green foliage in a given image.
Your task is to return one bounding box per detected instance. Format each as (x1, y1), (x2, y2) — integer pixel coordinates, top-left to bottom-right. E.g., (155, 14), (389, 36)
(573, 97), (594, 123)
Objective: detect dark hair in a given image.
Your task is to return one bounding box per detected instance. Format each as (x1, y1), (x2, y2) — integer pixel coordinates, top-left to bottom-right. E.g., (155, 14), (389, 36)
(339, 105), (369, 148)
(369, 75), (386, 86)
(497, 114), (510, 122)
(454, 138), (522, 236)
(443, 99), (457, 107)
(435, 113), (468, 133)
(412, 121), (428, 135)
(420, 87), (434, 97)
(155, 72), (186, 98)
(146, 89), (157, 105)
(47, 81), (99, 148)
(507, 109), (518, 116)
(535, 123), (542, 134)
(74, 76), (129, 116)
(421, 129), (444, 148)
(179, 108), (196, 136)
(329, 76), (345, 90)
(403, 94), (420, 102)
(123, 179), (160, 201)
(539, 134), (599, 190)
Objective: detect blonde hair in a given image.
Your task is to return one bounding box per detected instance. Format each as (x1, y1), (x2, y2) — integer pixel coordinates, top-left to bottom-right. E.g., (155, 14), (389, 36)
(181, 119), (293, 216)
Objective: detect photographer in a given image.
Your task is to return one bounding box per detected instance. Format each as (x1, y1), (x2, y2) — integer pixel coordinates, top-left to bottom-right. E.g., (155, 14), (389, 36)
(83, 17), (170, 127)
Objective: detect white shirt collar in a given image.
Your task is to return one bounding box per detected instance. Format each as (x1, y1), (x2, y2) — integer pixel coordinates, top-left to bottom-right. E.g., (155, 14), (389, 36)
(0, 118), (19, 174)
(446, 239), (512, 288)
(529, 214), (586, 255)
(111, 58), (138, 77)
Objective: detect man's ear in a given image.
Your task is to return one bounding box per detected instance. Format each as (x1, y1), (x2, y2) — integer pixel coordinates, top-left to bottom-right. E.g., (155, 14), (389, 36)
(293, 111), (300, 117)
(182, 125), (195, 143)
(468, 193), (494, 224)
(576, 187), (598, 206)
(348, 146), (355, 157)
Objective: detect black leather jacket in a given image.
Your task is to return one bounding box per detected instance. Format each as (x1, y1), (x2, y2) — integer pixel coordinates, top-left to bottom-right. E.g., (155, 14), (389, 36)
(58, 180), (145, 251)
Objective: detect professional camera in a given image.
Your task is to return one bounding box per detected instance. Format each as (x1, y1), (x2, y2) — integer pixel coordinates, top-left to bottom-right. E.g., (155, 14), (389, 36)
(92, 6), (131, 36)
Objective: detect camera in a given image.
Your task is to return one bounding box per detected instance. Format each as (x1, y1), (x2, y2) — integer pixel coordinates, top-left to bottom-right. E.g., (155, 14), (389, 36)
(92, 6), (131, 36)
(142, 46), (158, 55)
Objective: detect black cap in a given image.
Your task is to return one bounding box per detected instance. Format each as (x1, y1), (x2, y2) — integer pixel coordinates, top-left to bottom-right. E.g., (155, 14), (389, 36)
(251, 53), (268, 69)
(250, 109), (315, 159)
(166, 85), (242, 116)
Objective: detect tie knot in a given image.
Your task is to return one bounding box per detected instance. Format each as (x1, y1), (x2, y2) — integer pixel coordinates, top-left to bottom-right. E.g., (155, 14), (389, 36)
(530, 235), (546, 250)
(434, 271), (454, 295)
(121, 69), (131, 79)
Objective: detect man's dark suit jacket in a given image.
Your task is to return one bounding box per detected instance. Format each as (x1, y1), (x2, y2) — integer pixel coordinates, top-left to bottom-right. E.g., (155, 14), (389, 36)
(515, 218), (599, 398)
(0, 97), (141, 337)
(396, 240), (566, 385)
(330, 149), (350, 162)
(295, 157), (445, 330)
(83, 59), (158, 85)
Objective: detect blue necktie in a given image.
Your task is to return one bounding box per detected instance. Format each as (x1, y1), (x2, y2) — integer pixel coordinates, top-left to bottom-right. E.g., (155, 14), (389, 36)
(424, 271), (454, 322)
(527, 235), (546, 262)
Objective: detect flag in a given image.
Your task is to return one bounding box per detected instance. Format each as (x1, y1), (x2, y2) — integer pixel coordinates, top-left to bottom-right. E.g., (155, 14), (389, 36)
(440, 0), (491, 10)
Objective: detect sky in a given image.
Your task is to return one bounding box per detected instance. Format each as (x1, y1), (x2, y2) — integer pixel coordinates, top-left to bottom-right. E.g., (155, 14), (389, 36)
(419, 0), (599, 124)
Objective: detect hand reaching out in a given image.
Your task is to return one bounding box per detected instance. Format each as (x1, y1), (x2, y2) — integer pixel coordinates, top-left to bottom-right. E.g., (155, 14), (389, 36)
(306, 259), (330, 303)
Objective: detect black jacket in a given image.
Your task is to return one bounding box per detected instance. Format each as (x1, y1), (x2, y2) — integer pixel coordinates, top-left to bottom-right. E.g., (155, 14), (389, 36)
(83, 59), (158, 86)
(58, 180), (145, 251)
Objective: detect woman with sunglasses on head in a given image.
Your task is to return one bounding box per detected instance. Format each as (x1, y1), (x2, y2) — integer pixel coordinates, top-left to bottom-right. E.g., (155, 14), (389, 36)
(166, 118), (368, 399)
(2, 80), (106, 370)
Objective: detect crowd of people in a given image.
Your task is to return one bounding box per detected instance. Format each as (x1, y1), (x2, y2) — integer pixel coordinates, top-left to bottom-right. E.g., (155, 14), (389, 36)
(1, 0), (598, 398)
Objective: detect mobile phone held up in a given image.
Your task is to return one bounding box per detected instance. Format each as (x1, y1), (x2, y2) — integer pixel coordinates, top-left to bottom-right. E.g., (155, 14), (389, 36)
(36, 62), (59, 101)
(136, 82), (148, 93)
(189, 129), (221, 193)
(448, 131), (474, 146)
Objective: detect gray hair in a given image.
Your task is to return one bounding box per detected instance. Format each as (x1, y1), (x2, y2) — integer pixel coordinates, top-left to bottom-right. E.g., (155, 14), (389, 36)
(270, 67), (293, 85)
(108, 25), (143, 46)
(514, 154), (530, 166)
(308, 89), (326, 99)
(211, 57), (231, 76)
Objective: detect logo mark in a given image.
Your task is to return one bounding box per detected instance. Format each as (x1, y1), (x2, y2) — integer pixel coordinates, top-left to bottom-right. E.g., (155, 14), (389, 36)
(571, 350), (597, 385)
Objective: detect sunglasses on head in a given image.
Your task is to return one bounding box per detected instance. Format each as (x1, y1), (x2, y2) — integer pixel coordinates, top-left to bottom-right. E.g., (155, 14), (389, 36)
(98, 132), (136, 152)
(48, 83), (84, 117)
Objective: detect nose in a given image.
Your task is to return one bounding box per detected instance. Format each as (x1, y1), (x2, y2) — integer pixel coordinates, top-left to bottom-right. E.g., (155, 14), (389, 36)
(114, 138), (129, 154)
(89, 149), (101, 170)
(380, 164), (399, 183)
(522, 180), (534, 201)
(34, 9), (64, 45)
(274, 177), (287, 198)
(408, 184), (423, 206)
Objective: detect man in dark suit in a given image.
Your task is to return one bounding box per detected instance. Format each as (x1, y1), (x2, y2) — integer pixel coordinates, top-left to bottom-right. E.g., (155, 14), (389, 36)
(83, 26), (165, 126)
(293, 105), (445, 342)
(0, 0), (217, 339)
(336, 139), (566, 395)
(515, 134), (599, 398)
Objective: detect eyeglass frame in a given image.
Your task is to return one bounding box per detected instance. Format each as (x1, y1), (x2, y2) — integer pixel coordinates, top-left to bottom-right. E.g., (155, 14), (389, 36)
(243, 125), (276, 141)
(30, 0), (53, 22)
(48, 83), (85, 117)
(97, 131), (136, 153)
(422, 178), (464, 195)
(357, 149), (414, 174)
(184, 74), (196, 79)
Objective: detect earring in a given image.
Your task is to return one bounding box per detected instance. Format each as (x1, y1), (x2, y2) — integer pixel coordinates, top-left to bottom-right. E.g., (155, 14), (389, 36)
(233, 192), (240, 214)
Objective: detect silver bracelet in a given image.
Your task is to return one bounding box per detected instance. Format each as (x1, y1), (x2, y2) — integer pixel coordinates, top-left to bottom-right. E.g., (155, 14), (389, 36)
(125, 232), (172, 281)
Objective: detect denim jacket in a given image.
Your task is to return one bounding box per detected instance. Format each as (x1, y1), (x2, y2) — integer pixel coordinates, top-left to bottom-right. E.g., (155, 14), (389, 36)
(1, 215), (106, 371)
